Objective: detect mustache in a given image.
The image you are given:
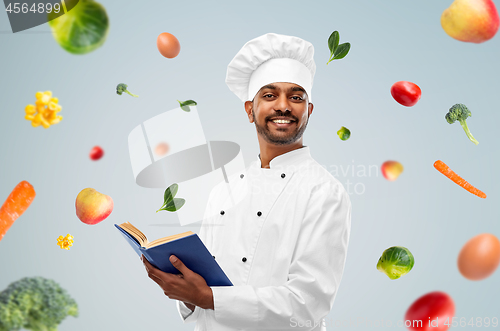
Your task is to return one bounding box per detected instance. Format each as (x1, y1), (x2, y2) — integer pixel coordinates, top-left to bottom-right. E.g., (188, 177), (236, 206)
(266, 112), (297, 121)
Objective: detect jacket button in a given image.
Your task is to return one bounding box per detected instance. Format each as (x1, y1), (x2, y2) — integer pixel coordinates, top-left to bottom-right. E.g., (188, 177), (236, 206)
(257, 211), (262, 217)
(281, 173), (286, 178)
(220, 210), (225, 215)
(240, 174), (244, 178)
(213, 256), (216, 259)
(242, 257), (247, 262)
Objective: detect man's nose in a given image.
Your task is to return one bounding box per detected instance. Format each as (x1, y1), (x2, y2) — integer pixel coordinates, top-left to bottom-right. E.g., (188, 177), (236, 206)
(275, 94), (291, 113)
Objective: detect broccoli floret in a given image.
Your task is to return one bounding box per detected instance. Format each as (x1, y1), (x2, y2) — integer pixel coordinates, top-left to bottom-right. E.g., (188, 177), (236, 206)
(445, 103), (479, 145)
(0, 277), (78, 331)
(116, 83), (138, 97)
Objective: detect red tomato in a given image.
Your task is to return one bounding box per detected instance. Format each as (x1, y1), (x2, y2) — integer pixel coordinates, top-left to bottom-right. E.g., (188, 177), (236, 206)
(391, 81), (422, 107)
(404, 292), (455, 331)
(89, 146), (104, 161)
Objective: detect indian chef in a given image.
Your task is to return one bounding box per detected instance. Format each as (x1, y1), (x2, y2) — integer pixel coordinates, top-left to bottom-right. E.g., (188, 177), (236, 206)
(142, 33), (352, 331)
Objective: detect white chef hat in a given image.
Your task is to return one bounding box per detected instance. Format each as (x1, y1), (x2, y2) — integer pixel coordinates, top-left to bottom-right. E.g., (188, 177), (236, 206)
(226, 33), (316, 103)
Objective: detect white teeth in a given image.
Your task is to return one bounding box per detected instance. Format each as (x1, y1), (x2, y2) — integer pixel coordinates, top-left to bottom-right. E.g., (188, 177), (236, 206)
(272, 119), (291, 124)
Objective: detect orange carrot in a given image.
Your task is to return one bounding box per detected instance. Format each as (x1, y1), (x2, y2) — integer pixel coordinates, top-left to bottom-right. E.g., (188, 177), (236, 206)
(433, 160), (486, 199)
(0, 181), (36, 242)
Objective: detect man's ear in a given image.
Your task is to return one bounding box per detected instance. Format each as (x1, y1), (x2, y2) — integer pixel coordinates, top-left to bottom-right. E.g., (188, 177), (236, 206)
(244, 101), (254, 123)
(308, 102), (314, 117)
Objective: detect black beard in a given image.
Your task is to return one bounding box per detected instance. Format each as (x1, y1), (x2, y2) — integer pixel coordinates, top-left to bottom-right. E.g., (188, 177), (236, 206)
(252, 110), (308, 145)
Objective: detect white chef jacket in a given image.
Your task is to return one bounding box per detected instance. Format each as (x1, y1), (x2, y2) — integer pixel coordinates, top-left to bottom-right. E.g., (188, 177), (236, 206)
(176, 146), (351, 331)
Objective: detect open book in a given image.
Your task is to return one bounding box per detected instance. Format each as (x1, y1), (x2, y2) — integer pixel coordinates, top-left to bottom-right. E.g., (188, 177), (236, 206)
(115, 222), (232, 287)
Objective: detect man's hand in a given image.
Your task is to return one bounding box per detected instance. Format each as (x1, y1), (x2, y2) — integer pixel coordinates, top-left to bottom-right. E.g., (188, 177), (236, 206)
(142, 254), (214, 310)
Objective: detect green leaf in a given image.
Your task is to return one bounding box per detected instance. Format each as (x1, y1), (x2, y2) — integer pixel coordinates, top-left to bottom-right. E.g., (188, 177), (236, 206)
(333, 43), (350, 60)
(177, 100), (197, 112)
(328, 31), (339, 55)
(163, 198), (185, 212)
(164, 183), (178, 204)
(181, 100), (197, 107)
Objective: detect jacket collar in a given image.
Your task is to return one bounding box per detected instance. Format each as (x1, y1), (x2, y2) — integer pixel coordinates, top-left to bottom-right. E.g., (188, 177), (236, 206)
(256, 146), (311, 169)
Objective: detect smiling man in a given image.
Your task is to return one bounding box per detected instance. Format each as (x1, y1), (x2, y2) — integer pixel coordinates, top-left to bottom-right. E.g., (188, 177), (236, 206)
(248, 82), (311, 160)
(142, 33), (352, 330)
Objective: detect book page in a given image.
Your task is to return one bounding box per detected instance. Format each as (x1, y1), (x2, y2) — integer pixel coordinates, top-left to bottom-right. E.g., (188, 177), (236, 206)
(146, 231), (195, 249)
(118, 222), (148, 246)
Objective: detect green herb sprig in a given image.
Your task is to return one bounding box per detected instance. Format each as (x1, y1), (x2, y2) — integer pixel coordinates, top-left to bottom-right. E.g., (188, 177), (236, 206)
(156, 183), (185, 212)
(327, 31), (351, 65)
(177, 100), (197, 112)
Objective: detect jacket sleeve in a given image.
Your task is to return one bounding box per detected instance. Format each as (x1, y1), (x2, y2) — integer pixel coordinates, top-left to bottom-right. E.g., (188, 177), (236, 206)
(176, 301), (200, 323)
(210, 181), (352, 330)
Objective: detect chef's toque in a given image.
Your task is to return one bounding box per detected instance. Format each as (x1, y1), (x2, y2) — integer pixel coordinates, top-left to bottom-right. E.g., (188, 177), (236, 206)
(226, 33), (316, 103)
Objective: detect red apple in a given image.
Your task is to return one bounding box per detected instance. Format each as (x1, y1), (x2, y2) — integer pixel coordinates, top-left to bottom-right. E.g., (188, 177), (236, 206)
(75, 188), (113, 225)
(381, 161), (404, 181)
(441, 0), (500, 43)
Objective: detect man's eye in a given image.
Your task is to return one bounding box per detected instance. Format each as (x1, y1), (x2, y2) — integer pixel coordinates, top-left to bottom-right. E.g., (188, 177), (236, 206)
(263, 94), (275, 98)
(291, 96), (303, 101)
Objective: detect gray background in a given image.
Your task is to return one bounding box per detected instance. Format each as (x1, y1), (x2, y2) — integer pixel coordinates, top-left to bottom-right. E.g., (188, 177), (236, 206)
(1, 0), (499, 329)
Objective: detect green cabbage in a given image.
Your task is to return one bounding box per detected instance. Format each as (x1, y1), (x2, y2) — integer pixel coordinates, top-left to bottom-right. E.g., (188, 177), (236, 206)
(377, 246), (415, 280)
(48, 0), (109, 54)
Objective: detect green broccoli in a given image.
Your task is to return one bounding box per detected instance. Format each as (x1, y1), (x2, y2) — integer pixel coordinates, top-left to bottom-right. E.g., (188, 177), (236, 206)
(445, 103), (479, 145)
(116, 83), (138, 97)
(0, 277), (78, 331)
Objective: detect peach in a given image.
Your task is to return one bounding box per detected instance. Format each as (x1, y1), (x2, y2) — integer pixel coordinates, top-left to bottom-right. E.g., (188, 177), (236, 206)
(75, 188), (113, 225)
(441, 0), (499, 43)
(381, 161), (404, 181)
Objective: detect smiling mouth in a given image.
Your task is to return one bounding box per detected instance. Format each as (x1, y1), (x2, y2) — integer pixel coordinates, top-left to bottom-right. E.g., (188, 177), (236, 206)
(269, 119), (296, 127)
(270, 119), (294, 124)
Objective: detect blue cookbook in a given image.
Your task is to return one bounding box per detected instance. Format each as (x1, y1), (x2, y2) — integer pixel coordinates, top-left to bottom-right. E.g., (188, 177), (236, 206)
(115, 222), (232, 287)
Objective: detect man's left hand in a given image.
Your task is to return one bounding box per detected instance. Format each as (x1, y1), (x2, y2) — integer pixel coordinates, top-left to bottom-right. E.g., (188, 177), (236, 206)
(142, 254), (214, 310)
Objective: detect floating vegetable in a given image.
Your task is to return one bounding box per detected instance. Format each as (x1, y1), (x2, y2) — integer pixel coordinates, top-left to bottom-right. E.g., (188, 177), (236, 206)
(57, 234), (74, 250)
(157, 32), (181, 58)
(116, 83), (139, 97)
(89, 146), (104, 161)
(377, 246), (415, 280)
(405, 292), (455, 331)
(0, 181), (36, 242)
(157, 183), (185, 212)
(48, 0), (109, 54)
(326, 31), (350, 65)
(433, 160), (486, 198)
(390, 81), (422, 107)
(177, 99), (197, 112)
(0, 277), (78, 331)
(445, 103), (479, 145)
(25, 91), (63, 128)
(337, 126), (351, 141)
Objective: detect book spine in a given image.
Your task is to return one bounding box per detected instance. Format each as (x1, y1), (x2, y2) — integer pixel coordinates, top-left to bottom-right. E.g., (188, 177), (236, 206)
(141, 249), (159, 269)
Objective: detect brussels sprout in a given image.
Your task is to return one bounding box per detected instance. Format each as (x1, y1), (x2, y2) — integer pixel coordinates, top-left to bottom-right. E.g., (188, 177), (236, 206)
(337, 126), (351, 141)
(48, 0), (109, 54)
(377, 246), (414, 280)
